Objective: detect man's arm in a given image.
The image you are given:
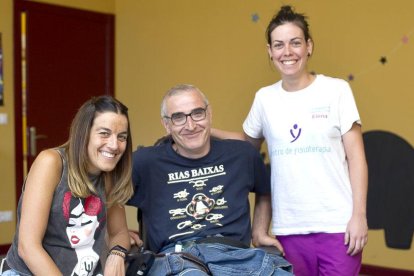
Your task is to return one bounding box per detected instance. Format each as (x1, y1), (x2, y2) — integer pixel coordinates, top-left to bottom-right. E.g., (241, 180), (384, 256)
(251, 194), (284, 255)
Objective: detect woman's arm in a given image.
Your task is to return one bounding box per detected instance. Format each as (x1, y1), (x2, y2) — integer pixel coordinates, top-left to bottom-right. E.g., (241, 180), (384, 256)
(104, 204), (130, 275)
(210, 128), (245, 140)
(211, 128), (264, 150)
(18, 149), (63, 275)
(342, 123), (368, 256)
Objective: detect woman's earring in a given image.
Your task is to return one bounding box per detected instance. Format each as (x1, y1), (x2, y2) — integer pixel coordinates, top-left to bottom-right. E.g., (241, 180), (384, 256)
(270, 56), (273, 60)
(307, 52), (311, 57)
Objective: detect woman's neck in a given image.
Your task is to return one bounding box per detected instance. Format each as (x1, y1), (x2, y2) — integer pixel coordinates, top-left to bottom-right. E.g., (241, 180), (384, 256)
(282, 72), (315, 92)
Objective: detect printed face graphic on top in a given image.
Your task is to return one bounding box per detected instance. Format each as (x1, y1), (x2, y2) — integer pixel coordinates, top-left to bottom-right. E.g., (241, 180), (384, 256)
(63, 192), (103, 249)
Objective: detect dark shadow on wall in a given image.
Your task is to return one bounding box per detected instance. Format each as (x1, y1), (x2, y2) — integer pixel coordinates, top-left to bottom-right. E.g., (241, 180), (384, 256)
(363, 130), (414, 249)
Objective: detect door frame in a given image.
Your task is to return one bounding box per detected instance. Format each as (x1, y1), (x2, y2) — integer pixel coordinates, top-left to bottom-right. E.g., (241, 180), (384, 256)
(13, 0), (115, 199)
(1, 0), (114, 254)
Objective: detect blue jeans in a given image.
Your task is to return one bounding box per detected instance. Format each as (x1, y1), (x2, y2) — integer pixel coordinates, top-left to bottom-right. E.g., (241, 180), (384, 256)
(147, 243), (293, 275)
(0, 259), (21, 276)
(0, 270), (20, 276)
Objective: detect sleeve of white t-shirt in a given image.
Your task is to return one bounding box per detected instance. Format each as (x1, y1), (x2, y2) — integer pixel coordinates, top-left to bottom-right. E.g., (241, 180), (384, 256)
(339, 80), (361, 135)
(243, 92), (264, 139)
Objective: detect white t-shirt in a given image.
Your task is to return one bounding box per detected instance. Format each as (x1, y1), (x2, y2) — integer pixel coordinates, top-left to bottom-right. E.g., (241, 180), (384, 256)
(243, 74), (361, 235)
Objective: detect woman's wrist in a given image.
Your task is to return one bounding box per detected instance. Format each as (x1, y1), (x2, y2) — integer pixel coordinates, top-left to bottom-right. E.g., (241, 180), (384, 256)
(108, 245), (128, 259)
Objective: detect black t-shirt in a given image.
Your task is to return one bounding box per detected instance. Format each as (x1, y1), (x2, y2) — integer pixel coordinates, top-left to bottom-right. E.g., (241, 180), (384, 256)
(128, 139), (270, 252)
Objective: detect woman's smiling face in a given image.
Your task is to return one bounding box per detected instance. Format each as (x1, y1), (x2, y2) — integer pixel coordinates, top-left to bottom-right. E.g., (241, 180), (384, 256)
(267, 22), (313, 80)
(86, 111), (128, 175)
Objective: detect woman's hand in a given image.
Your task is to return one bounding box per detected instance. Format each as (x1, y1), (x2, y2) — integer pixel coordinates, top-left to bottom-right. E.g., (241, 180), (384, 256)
(345, 213), (368, 256)
(104, 254), (125, 276)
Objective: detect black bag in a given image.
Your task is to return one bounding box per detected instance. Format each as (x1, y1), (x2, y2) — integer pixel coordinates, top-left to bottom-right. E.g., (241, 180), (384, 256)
(125, 247), (155, 276)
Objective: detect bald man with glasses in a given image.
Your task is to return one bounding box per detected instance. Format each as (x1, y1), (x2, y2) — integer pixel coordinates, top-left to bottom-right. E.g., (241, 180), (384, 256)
(127, 84), (293, 275)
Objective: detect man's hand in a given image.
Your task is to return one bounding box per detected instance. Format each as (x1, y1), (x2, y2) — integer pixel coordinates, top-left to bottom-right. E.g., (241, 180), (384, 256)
(252, 234), (285, 256)
(129, 230), (144, 247)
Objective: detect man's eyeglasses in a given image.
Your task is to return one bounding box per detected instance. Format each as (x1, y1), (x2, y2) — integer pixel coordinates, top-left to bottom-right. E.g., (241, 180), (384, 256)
(164, 105), (208, 126)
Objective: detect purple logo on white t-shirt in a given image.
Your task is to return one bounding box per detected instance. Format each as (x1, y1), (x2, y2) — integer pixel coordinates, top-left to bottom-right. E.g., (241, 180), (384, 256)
(290, 124), (301, 143)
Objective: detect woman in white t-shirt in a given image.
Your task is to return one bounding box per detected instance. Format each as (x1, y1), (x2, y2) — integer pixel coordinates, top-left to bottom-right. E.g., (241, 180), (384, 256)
(213, 5), (368, 276)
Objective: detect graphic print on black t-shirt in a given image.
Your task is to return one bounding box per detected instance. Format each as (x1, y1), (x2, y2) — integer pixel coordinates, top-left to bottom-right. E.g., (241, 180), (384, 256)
(129, 139), (269, 252)
(166, 164), (228, 240)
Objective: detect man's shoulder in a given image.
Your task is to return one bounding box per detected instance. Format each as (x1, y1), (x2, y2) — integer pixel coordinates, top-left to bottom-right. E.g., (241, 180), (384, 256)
(214, 138), (249, 145)
(133, 143), (169, 160)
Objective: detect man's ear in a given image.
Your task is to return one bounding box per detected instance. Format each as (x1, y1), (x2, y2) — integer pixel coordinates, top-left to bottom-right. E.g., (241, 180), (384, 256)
(161, 118), (171, 134)
(208, 105), (213, 124)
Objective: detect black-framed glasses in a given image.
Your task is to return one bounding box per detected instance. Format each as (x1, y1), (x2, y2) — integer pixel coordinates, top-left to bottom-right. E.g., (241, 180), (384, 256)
(164, 105), (208, 126)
